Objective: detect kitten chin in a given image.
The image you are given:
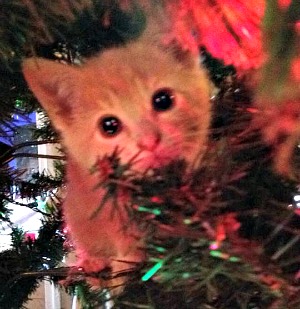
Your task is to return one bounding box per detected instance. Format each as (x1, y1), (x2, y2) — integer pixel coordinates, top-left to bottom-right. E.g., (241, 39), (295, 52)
(131, 150), (181, 170)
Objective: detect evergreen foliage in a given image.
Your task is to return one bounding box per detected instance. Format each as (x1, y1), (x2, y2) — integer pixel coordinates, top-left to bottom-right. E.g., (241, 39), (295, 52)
(0, 1), (299, 308)
(0, 210), (65, 309)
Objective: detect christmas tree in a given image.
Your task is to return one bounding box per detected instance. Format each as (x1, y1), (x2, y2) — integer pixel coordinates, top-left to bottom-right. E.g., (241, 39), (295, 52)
(0, 1), (299, 308)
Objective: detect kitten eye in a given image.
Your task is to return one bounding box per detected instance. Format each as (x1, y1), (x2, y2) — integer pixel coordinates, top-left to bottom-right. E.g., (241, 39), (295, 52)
(152, 88), (175, 112)
(99, 116), (122, 137)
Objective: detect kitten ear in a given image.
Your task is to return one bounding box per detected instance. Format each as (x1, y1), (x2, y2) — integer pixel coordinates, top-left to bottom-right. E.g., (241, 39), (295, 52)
(141, 9), (199, 68)
(22, 58), (81, 131)
(169, 41), (198, 67)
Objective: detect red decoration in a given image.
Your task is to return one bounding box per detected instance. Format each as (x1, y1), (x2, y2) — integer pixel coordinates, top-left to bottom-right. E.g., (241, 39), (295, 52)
(278, 0), (291, 9)
(292, 58), (300, 81)
(151, 196), (163, 203)
(167, 0), (266, 72)
(24, 232), (36, 242)
(214, 213), (241, 247)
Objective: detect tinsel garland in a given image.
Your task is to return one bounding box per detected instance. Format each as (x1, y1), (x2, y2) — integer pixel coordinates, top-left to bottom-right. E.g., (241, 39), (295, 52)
(59, 75), (299, 309)
(84, 85), (300, 308)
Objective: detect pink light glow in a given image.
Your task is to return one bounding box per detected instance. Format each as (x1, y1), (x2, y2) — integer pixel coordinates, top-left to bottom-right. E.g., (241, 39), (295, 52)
(209, 242), (219, 250)
(24, 232), (36, 242)
(278, 0), (291, 9)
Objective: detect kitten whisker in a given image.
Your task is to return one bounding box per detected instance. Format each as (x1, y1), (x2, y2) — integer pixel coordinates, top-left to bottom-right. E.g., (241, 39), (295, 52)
(127, 150), (144, 166)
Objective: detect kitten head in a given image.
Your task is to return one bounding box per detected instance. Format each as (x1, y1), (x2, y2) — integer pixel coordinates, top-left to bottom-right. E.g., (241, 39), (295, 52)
(22, 33), (211, 172)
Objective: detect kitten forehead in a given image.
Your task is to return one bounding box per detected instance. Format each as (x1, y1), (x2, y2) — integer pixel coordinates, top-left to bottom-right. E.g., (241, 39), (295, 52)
(82, 39), (191, 88)
(78, 39), (209, 115)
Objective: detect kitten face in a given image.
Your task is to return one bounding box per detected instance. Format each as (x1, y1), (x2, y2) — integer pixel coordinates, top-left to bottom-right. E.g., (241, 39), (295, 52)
(22, 36), (211, 172)
(22, 28), (212, 285)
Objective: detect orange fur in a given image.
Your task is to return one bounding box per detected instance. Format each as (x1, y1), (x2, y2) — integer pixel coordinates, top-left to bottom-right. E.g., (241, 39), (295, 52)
(22, 22), (211, 290)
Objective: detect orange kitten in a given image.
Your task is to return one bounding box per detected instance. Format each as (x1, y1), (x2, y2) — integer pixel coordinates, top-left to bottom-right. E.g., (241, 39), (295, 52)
(22, 22), (211, 289)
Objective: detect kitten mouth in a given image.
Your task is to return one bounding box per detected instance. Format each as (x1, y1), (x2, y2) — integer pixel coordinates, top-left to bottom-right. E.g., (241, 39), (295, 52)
(135, 150), (179, 170)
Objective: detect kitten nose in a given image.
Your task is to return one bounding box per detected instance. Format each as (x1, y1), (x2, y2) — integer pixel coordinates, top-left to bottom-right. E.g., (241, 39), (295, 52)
(137, 132), (161, 151)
